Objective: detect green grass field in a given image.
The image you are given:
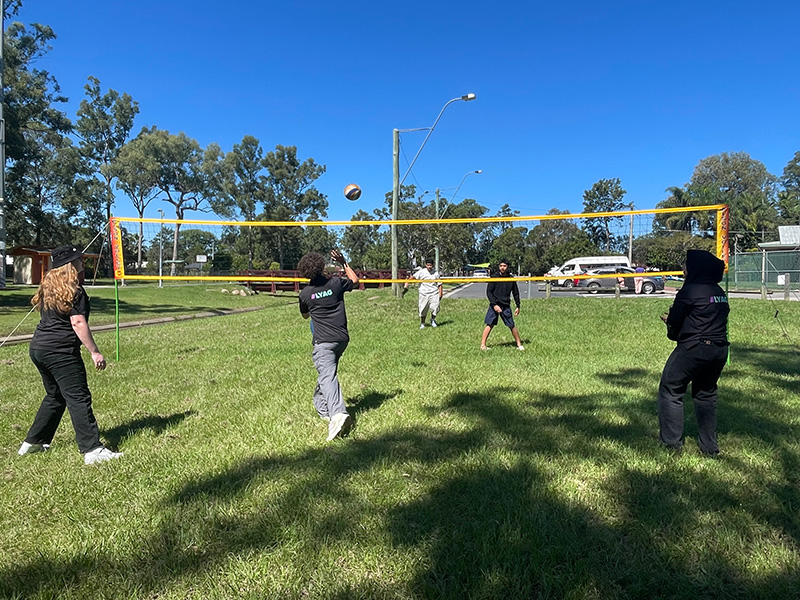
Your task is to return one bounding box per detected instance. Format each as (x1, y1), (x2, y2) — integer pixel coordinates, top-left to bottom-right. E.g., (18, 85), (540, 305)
(1, 285), (799, 599)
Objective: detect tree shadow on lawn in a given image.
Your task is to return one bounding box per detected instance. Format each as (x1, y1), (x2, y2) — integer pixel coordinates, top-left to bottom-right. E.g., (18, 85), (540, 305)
(2, 378), (799, 599)
(102, 410), (196, 449)
(0, 293), (36, 313)
(730, 342), (800, 380)
(90, 297), (272, 319)
(348, 388), (401, 422)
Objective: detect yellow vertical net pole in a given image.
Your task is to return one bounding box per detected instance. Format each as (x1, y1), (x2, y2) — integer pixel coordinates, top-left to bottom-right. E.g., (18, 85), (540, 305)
(109, 218), (125, 361)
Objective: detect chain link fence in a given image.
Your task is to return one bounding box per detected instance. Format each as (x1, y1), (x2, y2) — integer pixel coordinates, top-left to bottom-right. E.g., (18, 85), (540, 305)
(731, 250), (800, 291)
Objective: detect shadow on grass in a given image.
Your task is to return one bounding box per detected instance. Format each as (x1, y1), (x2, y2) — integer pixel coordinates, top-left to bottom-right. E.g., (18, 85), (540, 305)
(348, 388), (400, 421)
(0, 294), (35, 313)
(2, 372), (799, 598)
(102, 410), (196, 448)
(91, 298), (254, 318)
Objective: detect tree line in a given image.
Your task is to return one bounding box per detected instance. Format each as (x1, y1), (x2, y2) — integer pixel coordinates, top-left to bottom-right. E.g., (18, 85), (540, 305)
(5, 1), (800, 277)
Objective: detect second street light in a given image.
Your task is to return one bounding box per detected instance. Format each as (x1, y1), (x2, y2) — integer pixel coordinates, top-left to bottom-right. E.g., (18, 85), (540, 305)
(391, 93), (476, 297)
(435, 169), (482, 273)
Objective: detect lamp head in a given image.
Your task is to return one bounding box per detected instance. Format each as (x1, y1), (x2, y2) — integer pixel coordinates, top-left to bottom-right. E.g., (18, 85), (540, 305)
(462, 93), (477, 101)
(475, 170), (483, 174)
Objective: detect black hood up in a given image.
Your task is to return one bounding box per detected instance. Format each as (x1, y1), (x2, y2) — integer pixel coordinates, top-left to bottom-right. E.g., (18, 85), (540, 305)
(683, 250), (725, 285)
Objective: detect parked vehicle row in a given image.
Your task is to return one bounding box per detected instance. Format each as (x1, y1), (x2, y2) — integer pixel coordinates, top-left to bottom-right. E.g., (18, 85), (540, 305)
(575, 267), (664, 294)
(546, 255), (631, 286)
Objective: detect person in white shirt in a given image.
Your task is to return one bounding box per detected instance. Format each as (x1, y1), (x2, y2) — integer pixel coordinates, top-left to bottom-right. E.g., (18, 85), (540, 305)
(404, 259), (443, 328)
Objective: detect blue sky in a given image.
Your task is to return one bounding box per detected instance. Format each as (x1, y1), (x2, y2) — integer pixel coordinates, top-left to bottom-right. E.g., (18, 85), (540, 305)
(17, 0), (800, 222)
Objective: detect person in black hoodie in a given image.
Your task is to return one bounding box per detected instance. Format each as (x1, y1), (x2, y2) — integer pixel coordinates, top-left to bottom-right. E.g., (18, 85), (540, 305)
(480, 259), (525, 351)
(658, 249), (729, 455)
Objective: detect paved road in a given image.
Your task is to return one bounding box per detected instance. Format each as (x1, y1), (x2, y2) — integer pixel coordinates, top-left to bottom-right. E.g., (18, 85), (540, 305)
(445, 282), (799, 301)
(444, 282), (675, 300)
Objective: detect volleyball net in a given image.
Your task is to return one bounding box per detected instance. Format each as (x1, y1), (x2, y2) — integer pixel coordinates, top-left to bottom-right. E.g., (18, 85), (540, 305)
(109, 204), (729, 285)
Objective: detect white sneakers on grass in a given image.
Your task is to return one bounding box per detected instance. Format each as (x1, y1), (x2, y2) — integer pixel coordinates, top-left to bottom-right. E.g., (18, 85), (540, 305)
(18, 441), (123, 465)
(18, 441), (50, 455)
(326, 412), (351, 442)
(518, 345), (525, 351)
(431, 319), (438, 328)
(84, 446), (124, 465)
(419, 323), (425, 329)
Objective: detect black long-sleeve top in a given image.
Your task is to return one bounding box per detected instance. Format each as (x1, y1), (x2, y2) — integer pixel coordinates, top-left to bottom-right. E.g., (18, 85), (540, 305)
(487, 274), (520, 309)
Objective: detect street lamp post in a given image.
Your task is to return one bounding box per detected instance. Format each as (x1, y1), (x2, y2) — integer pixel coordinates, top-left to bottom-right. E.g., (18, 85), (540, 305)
(450, 169), (483, 209)
(435, 169), (482, 273)
(391, 93), (476, 297)
(158, 209), (164, 288)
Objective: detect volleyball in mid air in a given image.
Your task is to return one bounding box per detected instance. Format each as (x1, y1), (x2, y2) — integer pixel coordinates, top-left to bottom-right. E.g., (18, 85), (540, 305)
(344, 183), (362, 201)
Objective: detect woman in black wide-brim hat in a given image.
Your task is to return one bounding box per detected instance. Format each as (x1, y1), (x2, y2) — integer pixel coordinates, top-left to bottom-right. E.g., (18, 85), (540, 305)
(18, 245), (123, 465)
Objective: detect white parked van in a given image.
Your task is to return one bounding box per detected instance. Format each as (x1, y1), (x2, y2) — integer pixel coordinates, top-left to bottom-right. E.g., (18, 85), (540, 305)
(547, 256), (631, 286)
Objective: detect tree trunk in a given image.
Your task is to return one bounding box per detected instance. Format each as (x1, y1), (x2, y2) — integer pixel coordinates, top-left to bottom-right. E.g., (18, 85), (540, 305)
(171, 221), (181, 276)
(137, 217), (144, 274)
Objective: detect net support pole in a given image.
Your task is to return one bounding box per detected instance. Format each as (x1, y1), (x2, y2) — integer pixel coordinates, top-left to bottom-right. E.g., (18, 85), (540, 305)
(114, 278), (120, 361)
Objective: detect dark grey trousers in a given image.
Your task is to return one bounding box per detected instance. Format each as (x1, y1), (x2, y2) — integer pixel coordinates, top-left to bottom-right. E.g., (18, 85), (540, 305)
(27, 347), (102, 454)
(311, 341), (349, 420)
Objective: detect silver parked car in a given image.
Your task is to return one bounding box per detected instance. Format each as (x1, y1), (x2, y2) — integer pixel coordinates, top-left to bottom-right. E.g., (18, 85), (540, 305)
(575, 267), (664, 294)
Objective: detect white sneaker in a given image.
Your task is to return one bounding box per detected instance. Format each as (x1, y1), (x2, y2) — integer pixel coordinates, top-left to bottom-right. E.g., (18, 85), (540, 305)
(431, 319), (438, 328)
(517, 345), (525, 351)
(84, 446), (124, 465)
(419, 323), (425, 329)
(18, 441), (50, 455)
(326, 412), (351, 442)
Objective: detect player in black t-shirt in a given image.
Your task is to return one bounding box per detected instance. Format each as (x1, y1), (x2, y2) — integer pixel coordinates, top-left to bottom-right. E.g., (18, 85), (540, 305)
(298, 250), (359, 442)
(658, 250), (730, 456)
(18, 245), (123, 465)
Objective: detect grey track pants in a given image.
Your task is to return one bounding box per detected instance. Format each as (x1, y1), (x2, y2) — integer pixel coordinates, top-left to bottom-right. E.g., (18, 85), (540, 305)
(311, 341), (349, 419)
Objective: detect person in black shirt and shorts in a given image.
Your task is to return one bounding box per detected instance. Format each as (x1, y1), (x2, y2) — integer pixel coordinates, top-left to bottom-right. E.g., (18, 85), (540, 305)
(658, 250), (730, 456)
(480, 259), (525, 351)
(18, 245), (123, 465)
(298, 250), (359, 442)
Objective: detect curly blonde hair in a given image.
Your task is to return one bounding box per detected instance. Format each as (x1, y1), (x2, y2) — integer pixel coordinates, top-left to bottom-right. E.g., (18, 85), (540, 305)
(31, 262), (79, 313)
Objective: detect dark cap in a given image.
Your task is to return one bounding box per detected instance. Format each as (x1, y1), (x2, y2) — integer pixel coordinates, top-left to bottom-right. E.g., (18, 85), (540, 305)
(50, 245), (83, 269)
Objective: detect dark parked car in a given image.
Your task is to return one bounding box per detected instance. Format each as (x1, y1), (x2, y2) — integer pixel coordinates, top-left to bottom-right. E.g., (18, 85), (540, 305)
(575, 267), (664, 294)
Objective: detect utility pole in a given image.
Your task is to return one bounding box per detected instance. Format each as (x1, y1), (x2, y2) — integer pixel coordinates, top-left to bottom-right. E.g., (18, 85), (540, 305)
(391, 128), (400, 297)
(0, 10), (6, 289)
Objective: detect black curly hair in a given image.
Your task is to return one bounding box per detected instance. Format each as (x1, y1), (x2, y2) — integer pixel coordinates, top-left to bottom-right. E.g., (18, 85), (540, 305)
(297, 252), (326, 279)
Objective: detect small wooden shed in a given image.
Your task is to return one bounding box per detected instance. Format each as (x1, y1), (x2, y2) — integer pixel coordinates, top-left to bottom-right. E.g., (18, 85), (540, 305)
(7, 247), (101, 285)
(8, 246), (52, 285)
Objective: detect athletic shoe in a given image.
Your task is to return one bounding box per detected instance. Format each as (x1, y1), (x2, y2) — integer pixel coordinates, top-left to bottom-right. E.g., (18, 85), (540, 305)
(431, 319), (438, 328)
(517, 345), (525, 351)
(18, 441), (50, 455)
(480, 346), (489, 351)
(419, 323), (425, 329)
(84, 447), (123, 465)
(326, 412), (351, 442)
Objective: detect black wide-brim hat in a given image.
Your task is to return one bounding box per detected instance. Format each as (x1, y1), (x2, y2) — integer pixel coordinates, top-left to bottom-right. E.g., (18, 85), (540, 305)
(51, 245), (83, 269)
